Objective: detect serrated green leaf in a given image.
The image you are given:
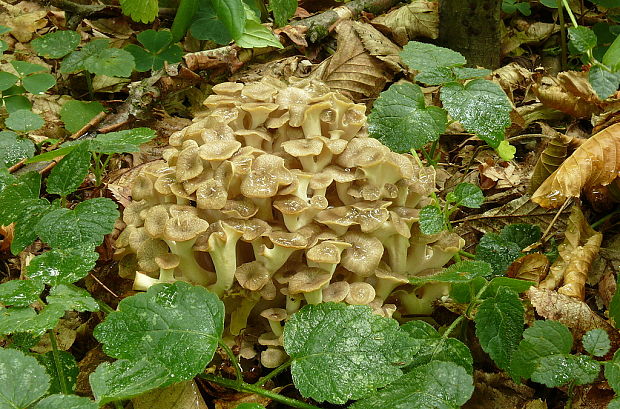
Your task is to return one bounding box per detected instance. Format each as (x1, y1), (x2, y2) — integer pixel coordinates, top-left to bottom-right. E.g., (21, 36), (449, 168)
(582, 328), (611, 357)
(441, 79), (512, 148)
(415, 66), (456, 85)
(0, 71), (18, 91)
(349, 361), (474, 409)
(0, 130), (34, 167)
(31, 30), (81, 58)
(60, 100), (105, 134)
(8, 332), (42, 351)
(90, 127), (156, 154)
(34, 394), (97, 409)
(46, 141), (91, 196)
(484, 277), (535, 297)
(368, 82), (447, 152)
(475, 232), (523, 275)
(607, 349), (620, 394)
(213, 0), (246, 39)
(11, 61), (46, 77)
(94, 282), (224, 380)
(5, 109), (44, 132)
(446, 182), (484, 208)
(497, 139), (516, 161)
(0, 348), (50, 409)
(603, 33), (620, 71)
(4, 95), (32, 113)
(400, 320), (473, 373)
(409, 260), (493, 285)
(475, 286), (524, 371)
(236, 19), (283, 49)
(283, 303), (416, 404)
(608, 397), (620, 409)
(138, 29), (173, 53)
(35, 352), (79, 395)
(60, 39), (110, 74)
(419, 205), (445, 235)
(47, 284), (99, 312)
(568, 26), (598, 53)
(89, 358), (169, 405)
(531, 355), (600, 387)
(509, 320), (572, 381)
(610, 275), (620, 327)
(401, 41), (466, 72)
(83, 47), (135, 77)
(11, 199), (53, 255)
(589, 66), (620, 100)
(119, 0), (159, 23)
(22, 73), (56, 95)
(36, 197), (118, 249)
(500, 223), (541, 249)
(0, 171), (41, 225)
(0, 304), (65, 336)
(0, 280), (44, 307)
(269, 0), (297, 27)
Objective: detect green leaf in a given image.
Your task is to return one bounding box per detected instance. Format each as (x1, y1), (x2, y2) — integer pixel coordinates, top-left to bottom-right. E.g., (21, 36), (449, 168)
(608, 397), (620, 409)
(269, 0), (297, 27)
(8, 332), (42, 351)
(60, 100), (105, 134)
(22, 73), (56, 95)
(11, 199), (53, 254)
(409, 260), (493, 285)
(0, 348), (50, 409)
(35, 351), (79, 395)
(500, 223), (541, 249)
(603, 33), (620, 71)
(11, 61), (46, 76)
(568, 26), (598, 54)
(484, 277), (535, 297)
(0, 25), (10, 34)
(400, 41), (466, 72)
(349, 361), (474, 409)
(582, 328), (611, 357)
(0, 280), (44, 307)
(283, 303), (416, 404)
(474, 286), (524, 371)
(235, 404), (266, 409)
(0, 71), (18, 91)
(453, 67), (492, 80)
(90, 127), (157, 154)
(531, 355), (600, 387)
(592, 0), (620, 7)
(0, 130), (35, 167)
(83, 47), (135, 77)
(94, 282), (224, 380)
(419, 205), (445, 235)
(26, 144), (79, 163)
(440, 79), (512, 148)
(119, 0), (159, 23)
(4, 95), (32, 113)
(446, 182), (484, 208)
(475, 233), (522, 275)
(138, 29), (172, 52)
(5, 109), (45, 132)
(236, 19), (283, 49)
(126, 30), (183, 72)
(497, 139), (516, 161)
(46, 141), (91, 196)
(401, 320), (473, 373)
(368, 82), (447, 152)
(89, 358), (169, 405)
(589, 66), (620, 100)
(36, 197), (118, 249)
(415, 66), (456, 86)
(212, 0), (246, 39)
(46, 284), (99, 312)
(31, 30), (81, 58)
(191, 2), (233, 44)
(540, 0), (558, 7)
(0, 304), (65, 335)
(606, 349), (620, 394)
(610, 275), (620, 327)
(0, 171), (41, 225)
(509, 320), (572, 381)
(34, 394), (97, 409)
(60, 39), (110, 74)
(0, 40), (7, 55)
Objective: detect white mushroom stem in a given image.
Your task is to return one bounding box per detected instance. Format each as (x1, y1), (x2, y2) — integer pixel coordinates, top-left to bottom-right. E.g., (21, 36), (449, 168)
(165, 239), (213, 285)
(286, 293), (303, 315)
(253, 243), (298, 276)
(208, 229), (242, 297)
(375, 278), (404, 301)
(384, 235), (410, 274)
(268, 320), (284, 337)
(229, 293), (261, 335)
(303, 289), (323, 305)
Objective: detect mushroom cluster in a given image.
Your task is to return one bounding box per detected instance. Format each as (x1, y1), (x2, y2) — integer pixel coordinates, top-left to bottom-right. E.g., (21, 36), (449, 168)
(115, 77), (463, 367)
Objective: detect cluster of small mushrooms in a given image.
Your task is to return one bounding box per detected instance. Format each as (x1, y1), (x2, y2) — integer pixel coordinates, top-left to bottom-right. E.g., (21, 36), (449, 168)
(114, 77), (464, 368)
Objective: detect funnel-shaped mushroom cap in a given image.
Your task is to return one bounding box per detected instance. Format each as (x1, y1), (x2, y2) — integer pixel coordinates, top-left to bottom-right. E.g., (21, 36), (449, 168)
(236, 261), (270, 291)
(155, 253), (180, 270)
(281, 138), (323, 158)
(201, 120), (236, 143)
(164, 214), (209, 242)
(212, 82), (244, 96)
(154, 173), (177, 196)
(337, 137), (386, 168)
(341, 231), (383, 276)
(241, 81), (281, 101)
(345, 282), (376, 305)
(176, 143), (203, 182)
(129, 227), (150, 252)
(225, 218), (270, 241)
(259, 279), (277, 300)
(137, 239), (170, 273)
(261, 346), (288, 368)
(322, 281), (350, 302)
(306, 240), (351, 265)
(234, 129), (271, 150)
(122, 200), (149, 227)
(241, 103), (279, 129)
(260, 307), (287, 322)
(196, 180), (228, 210)
(144, 205), (170, 238)
(258, 332), (282, 346)
(131, 174), (154, 201)
(198, 140), (241, 161)
(221, 199), (259, 219)
(240, 154), (293, 198)
(288, 267), (332, 295)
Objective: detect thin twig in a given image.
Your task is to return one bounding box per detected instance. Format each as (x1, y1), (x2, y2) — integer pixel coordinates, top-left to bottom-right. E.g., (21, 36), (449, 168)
(89, 272), (119, 298)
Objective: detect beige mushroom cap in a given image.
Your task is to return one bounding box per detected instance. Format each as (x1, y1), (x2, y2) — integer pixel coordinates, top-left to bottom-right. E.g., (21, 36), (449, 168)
(345, 282), (376, 305)
(288, 267), (332, 295)
(322, 281), (350, 303)
(176, 143), (203, 182)
(196, 180), (228, 210)
(198, 140), (241, 161)
(164, 214), (209, 242)
(155, 253), (180, 270)
(261, 346), (288, 368)
(240, 154), (294, 198)
(306, 240), (351, 266)
(341, 231), (384, 277)
(137, 239), (170, 273)
(144, 205), (170, 238)
(260, 308), (288, 322)
(212, 81), (244, 96)
(235, 261), (270, 291)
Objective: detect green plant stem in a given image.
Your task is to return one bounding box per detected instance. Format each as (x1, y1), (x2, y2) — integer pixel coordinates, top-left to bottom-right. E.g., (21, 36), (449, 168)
(591, 207), (620, 229)
(48, 329), (70, 395)
(561, 0), (579, 28)
(96, 299), (115, 314)
(557, 0), (568, 70)
(254, 359), (292, 387)
(218, 340), (243, 383)
(199, 374), (321, 409)
(170, 0), (198, 42)
(458, 249), (476, 259)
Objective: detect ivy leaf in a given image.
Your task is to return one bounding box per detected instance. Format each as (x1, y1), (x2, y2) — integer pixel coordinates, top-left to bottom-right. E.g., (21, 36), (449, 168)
(34, 394), (97, 409)
(0, 280), (44, 307)
(475, 232), (523, 275)
(531, 355), (600, 387)
(60, 39), (110, 74)
(119, 0), (159, 23)
(409, 260), (493, 285)
(0, 348), (50, 409)
(0, 130), (35, 167)
(582, 328), (611, 357)
(419, 205), (445, 235)
(0, 71), (18, 91)
(94, 282), (225, 381)
(90, 127), (157, 154)
(0, 304), (65, 335)
(36, 197), (119, 249)
(400, 41), (466, 72)
(349, 361), (474, 409)
(35, 351), (79, 395)
(401, 320), (473, 373)
(60, 100), (105, 134)
(269, 0), (297, 27)
(83, 48), (135, 77)
(31, 30), (81, 58)
(46, 284), (99, 312)
(11, 199), (53, 255)
(212, 0), (246, 39)
(440, 79), (512, 148)
(446, 182), (484, 208)
(589, 66), (620, 100)
(283, 303), (416, 404)
(46, 141), (91, 197)
(236, 19), (283, 49)
(368, 82), (447, 152)
(606, 349), (620, 394)
(5, 109), (45, 132)
(568, 26), (598, 54)
(89, 358), (169, 405)
(22, 73), (56, 95)
(474, 286), (524, 371)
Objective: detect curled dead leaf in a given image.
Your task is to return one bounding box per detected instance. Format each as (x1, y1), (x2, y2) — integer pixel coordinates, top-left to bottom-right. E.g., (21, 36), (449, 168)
(532, 72), (602, 119)
(531, 123), (620, 208)
(133, 381), (207, 409)
(529, 128), (573, 193)
(371, 0), (439, 46)
(507, 253), (549, 285)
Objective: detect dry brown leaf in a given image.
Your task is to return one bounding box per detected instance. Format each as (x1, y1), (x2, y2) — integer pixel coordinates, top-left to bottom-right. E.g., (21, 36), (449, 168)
(492, 62), (533, 103)
(0, 1), (47, 42)
(516, 103), (567, 129)
(371, 0), (439, 46)
(353, 21), (403, 72)
(502, 21), (558, 55)
(275, 24), (308, 47)
(463, 371), (535, 409)
(524, 400), (548, 409)
(133, 381), (207, 409)
(531, 123), (620, 208)
(213, 389), (276, 409)
(310, 21), (396, 101)
(507, 253), (549, 284)
(532, 73), (602, 119)
(529, 129), (573, 193)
